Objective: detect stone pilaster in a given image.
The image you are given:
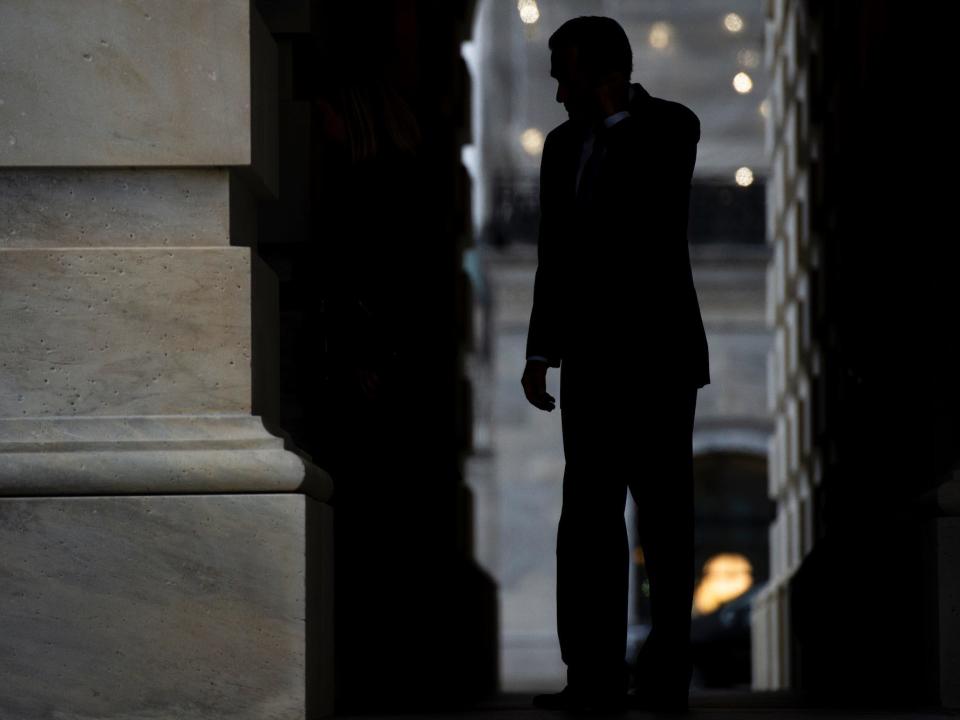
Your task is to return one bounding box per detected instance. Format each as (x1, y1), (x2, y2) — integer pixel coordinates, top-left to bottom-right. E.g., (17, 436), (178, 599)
(0, 2), (332, 718)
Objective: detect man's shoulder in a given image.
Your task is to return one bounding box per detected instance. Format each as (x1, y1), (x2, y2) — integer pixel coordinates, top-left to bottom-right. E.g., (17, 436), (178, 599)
(647, 96), (701, 143)
(544, 120), (581, 151)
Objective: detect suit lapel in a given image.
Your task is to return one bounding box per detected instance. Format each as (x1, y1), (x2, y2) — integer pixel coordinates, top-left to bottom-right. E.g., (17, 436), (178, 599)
(554, 124), (583, 208)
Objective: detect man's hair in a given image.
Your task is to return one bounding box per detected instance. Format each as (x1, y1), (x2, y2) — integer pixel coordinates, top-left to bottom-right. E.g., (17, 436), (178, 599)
(549, 16), (633, 82)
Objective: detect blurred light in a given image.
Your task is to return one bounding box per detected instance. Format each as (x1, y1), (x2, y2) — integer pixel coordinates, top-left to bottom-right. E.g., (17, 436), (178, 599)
(733, 71), (753, 94)
(724, 13), (744, 32)
(648, 21), (672, 50)
(737, 49), (760, 68)
(520, 127), (545, 156)
(693, 553), (753, 614)
(759, 99), (771, 118)
(735, 166), (755, 186)
(517, 0), (540, 24)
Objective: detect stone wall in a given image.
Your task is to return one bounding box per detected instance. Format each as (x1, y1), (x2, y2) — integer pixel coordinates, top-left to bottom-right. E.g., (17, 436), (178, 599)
(752, 0), (957, 709)
(750, 0), (813, 691)
(0, 2), (333, 717)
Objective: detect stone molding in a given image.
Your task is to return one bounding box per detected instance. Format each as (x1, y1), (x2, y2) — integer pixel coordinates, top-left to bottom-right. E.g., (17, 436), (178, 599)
(0, 414), (332, 501)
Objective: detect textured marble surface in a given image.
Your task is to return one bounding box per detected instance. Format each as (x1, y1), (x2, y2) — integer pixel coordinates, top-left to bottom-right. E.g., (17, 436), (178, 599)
(0, 493), (333, 719)
(0, 1), (251, 167)
(0, 247), (252, 416)
(0, 169), (232, 248)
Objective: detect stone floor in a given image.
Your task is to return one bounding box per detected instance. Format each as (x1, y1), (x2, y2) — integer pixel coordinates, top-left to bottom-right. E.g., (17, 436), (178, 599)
(341, 691), (959, 719)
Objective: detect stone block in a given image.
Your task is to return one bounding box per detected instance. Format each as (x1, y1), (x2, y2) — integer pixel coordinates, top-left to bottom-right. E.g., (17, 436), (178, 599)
(0, 0), (277, 193)
(0, 247), (253, 416)
(0, 169), (232, 248)
(0, 493), (333, 719)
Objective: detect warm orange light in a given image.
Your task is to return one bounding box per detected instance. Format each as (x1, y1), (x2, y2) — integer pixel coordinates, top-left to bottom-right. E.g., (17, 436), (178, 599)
(692, 553), (753, 614)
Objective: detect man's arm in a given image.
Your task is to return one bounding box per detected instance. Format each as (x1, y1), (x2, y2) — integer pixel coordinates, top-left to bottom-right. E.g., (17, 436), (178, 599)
(523, 132), (563, 412)
(525, 131), (564, 368)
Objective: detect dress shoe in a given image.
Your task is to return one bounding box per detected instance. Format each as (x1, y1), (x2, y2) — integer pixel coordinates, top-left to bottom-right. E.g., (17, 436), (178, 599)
(532, 685), (628, 715)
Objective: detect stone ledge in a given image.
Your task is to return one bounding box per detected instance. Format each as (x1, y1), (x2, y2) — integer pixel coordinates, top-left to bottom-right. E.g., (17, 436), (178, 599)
(0, 415), (332, 501)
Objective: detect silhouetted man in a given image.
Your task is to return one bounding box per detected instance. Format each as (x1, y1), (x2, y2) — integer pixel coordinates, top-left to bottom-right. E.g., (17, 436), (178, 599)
(521, 16), (709, 714)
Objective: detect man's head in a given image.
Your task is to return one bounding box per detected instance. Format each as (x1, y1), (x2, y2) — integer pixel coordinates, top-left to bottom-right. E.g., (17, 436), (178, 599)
(549, 16), (633, 125)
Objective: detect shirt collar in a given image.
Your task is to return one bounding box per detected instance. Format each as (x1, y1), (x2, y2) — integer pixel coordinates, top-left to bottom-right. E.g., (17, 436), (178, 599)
(603, 110), (631, 128)
(601, 85), (637, 129)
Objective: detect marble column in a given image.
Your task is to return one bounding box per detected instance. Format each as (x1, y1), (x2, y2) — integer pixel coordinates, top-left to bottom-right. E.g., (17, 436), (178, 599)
(0, 2), (333, 718)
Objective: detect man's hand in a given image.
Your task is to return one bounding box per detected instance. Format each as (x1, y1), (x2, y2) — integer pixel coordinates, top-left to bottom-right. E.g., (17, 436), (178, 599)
(521, 359), (556, 412)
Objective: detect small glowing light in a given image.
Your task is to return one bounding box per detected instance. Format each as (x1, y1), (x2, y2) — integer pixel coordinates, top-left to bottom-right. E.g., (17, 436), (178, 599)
(759, 99), (770, 117)
(724, 13), (744, 33)
(735, 166), (755, 186)
(520, 127), (545, 156)
(733, 71), (753, 94)
(648, 21), (672, 49)
(737, 49), (760, 68)
(693, 553), (753, 614)
(517, 0), (540, 24)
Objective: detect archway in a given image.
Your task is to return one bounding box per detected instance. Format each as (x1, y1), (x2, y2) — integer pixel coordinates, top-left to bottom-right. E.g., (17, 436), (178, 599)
(461, 0), (773, 693)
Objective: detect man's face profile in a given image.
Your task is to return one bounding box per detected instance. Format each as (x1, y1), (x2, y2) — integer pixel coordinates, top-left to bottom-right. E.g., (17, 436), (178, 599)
(550, 45), (596, 125)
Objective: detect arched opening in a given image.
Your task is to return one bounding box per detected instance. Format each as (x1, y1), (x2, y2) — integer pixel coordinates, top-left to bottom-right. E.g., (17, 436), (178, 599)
(462, 0), (773, 694)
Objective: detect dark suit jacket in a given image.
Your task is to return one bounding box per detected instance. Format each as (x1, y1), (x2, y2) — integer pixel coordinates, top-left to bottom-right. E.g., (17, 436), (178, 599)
(526, 82), (710, 398)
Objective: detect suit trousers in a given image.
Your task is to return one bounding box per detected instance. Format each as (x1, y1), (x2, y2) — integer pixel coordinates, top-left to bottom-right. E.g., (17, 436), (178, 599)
(557, 360), (697, 695)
